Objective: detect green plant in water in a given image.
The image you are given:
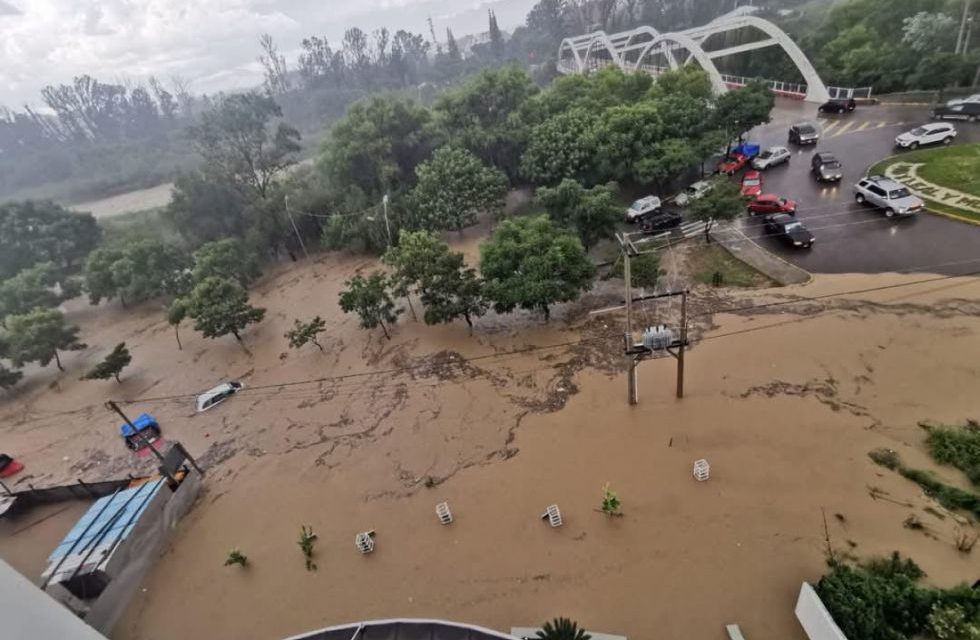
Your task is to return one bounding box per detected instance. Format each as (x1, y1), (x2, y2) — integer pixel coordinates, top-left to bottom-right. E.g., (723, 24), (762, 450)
(536, 617), (592, 640)
(601, 483), (621, 516)
(224, 548), (248, 567)
(299, 525), (318, 571)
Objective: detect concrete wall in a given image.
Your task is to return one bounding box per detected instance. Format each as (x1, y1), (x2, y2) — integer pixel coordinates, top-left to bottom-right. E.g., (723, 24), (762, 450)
(0, 559), (107, 640)
(795, 582), (849, 640)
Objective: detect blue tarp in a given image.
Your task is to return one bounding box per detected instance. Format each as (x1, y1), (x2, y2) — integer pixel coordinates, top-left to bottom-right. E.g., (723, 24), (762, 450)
(46, 479), (165, 565)
(733, 143), (761, 158)
(119, 413), (158, 438)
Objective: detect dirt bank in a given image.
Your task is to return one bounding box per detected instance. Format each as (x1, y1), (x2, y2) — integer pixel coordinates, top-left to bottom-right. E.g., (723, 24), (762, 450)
(1, 252), (978, 640)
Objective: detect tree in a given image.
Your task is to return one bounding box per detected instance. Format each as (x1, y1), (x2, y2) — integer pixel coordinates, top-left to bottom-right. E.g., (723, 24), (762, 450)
(382, 230), (450, 318)
(82, 342), (132, 383)
(2, 308), (85, 372)
(286, 316), (328, 352)
(165, 172), (248, 247)
(184, 277), (266, 349)
(0, 201), (101, 280)
(480, 216), (596, 322)
(710, 81), (775, 151)
(521, 109), (598, 185)
(536, 618), (592, 640)
(192, 238), (261, 287)
(338, 272), (401, 339)
(488, 10), (505, 59)
(635, 138), (699, 189)
(83, 240), (188, 306)
(0, 364), (22, 390)
(526, 0), (566, 50)
(420, 262), (486, 332)
(411, 147), (508, 232)
(688, 177), (745, 241)
(167, 299), (187, 350)
(445, 29), (462, 62)
(593, 102), (665, 183)
(902, 12), (957, 53)
(648, 65), (714, 101)
(188, 92), (301, 199)
(536, 180), (620, 251)
(258, 34), (291, 96)
(0, 262), (61, 323)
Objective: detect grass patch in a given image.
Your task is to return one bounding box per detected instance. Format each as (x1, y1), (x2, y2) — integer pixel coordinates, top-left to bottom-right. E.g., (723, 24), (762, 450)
(869, 448), (980, 520)
(99, 207), (183, 246)
(689, 244), (774, 288)
(609, 252), (662, 287)
(924, 421), (980, 488)
(868, 143), (980, 223)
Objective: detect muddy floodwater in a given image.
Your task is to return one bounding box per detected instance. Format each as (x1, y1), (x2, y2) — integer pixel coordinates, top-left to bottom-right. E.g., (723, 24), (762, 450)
(1, 235), (978, 639)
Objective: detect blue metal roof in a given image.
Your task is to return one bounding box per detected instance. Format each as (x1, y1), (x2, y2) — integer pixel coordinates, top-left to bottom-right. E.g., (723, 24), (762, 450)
(47, 479), (165, 564)
(119, 413), (158, 437)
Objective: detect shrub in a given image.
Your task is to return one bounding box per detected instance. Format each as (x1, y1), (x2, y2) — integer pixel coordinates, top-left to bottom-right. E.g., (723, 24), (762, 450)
(926, 425), (980, 488)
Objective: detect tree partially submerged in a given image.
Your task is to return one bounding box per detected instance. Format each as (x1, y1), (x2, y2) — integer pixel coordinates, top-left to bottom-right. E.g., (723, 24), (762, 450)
(536, 179), (620, 251)
(2, 308), (85, 372)
(480, 216), (595, 322)
(411, 146), (508, 232)
(286, 316), (327, 352)
(183, 277), (266, 349)
(192, 238), (261, 287)
(0, 262), (61, 323)
(338, 272), (401, 340)
(82, 342), (132, 383)
(166, 299), (188, 350)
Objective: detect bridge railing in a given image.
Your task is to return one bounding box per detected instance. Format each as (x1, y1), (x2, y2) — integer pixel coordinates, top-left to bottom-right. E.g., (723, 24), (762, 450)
(827, 86), (873, 100)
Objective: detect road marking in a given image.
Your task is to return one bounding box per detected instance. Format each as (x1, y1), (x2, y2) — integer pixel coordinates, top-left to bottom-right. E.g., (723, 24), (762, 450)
(821, 121), (840, 135)
(855, 121), (871, 132)
(830, 121), (855, 137)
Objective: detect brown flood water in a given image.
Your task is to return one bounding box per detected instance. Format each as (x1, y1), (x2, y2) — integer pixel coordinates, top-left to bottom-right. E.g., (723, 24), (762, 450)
(1, 237), (978, 640)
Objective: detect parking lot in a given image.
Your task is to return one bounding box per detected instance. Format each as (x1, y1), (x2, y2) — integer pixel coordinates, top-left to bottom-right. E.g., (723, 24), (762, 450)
(731, 100), (980, 277)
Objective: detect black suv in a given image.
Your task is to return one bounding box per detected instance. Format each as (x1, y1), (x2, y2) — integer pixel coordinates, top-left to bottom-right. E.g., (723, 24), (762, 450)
(640, 210), (682, 234)
(764, 214), (814, 248)
(931, 102), (980, 122)
(818, 97), (857, 114)
(789, 122), (820, 145)
(811, 152), (843, 182)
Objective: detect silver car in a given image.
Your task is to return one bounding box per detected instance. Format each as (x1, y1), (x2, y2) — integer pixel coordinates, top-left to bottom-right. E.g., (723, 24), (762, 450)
(854, 176), (925, 217)
(751, 146), (791, 170)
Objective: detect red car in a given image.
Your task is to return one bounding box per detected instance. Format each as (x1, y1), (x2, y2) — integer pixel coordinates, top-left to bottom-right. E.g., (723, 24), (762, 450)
(717, 153), (749, 176)
(747, 193), (798, 215)
(741, 171), (763, 198)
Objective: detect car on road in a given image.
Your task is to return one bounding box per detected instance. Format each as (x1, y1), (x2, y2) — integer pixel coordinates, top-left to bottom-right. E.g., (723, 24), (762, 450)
(811, 152), (843, 182)
(895, 122), (957, 149)
(931, 102), (980, 122)
(747, 194), (797, 216)
(675, 180), (713, 206)
(788, 122), (820, 145)
(751, 146), (791, 170)
(946, 93), (980, 107)
(764, 214), (814, 248)
(640, 210), (683, 234)
(196, 381), (245, 413)
(626, 196), (662, 222)
(818, 97), (857, 114)
(717, 153), (750, 176)
(854, 176), (925, 217)
(741, 171), (763, 198)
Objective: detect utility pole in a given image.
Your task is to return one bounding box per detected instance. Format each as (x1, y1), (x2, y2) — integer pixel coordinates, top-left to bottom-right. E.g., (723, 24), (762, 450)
(676, 290), (688, 399)
(382, 194), (392, 246)
(956, 0), (972, 55)
(106, 400), (166, 464)
(284, 195), (310, 260)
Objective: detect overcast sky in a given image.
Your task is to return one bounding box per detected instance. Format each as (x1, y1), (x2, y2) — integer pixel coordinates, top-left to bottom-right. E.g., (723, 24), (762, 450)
(0, 0), (538, 108)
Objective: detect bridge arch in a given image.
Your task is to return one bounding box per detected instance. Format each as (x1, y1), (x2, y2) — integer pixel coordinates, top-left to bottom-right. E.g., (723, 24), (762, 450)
(632, 33), (728, 96)
(581, 32), (625, 71)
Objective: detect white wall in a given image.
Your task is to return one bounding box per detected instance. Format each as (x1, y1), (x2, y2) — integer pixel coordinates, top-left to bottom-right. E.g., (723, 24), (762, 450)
(0, 559), (106, 640)
(795, 582), (849, 640)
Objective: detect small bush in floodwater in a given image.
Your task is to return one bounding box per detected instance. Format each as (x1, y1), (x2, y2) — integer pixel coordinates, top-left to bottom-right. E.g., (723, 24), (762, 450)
(299, 525), (318, 571)
(224, 548), (248, 567)
(601, 483), (621, 516)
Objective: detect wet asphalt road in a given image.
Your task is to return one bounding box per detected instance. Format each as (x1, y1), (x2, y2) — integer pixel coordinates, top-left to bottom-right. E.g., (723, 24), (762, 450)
(733, 100), (980, 276)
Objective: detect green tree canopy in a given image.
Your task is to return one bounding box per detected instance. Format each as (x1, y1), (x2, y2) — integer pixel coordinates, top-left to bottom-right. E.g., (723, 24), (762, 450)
(82, 342), (132, 383)
(166, 298), (188, 350)
(321, 95), (437, 200)
(635, 138), (699, 188)
(419, 259), (486, 331)
(480, 215), (596, 321)
(710, 81), (774, 148)
(593, 102), (666, 182)
(411, 147), (508, 232)
(433, 66), (538, 179)
(165, 172), (248, 248)
(524, 66), (652, 123)
(192, 238), (261, 287)
(0, 201), (101, 280)
(338, 272), (401, 339)
(520, 109), (598, 185)
(0, 364), (22, 390)
(183, 276), (266, 347)
(535, 180), (620, 251)
(83, 240), (189, 306)
(2, 308), (85, 372)
(285, 316), (328, 352)
(187, 92), (301, 199)
(648, 66), (714, 101)
(0, 262), (61, 323)
(688, 177), (745, 239)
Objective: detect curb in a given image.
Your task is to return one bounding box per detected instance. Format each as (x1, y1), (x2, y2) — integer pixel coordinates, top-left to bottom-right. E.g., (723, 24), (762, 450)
(867, 150), (980, 227)
(711, 226), (812, 287)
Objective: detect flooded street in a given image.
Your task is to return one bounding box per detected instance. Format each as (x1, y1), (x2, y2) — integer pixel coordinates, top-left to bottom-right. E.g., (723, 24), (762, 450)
(1, 247), (978, 639)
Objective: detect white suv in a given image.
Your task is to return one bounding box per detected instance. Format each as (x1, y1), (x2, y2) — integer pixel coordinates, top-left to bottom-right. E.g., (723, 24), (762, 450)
(854, 176), (925, 217)
(625, 196), (662, 222)
(895, 123), (957, 149)
(674, 180), (712, 206)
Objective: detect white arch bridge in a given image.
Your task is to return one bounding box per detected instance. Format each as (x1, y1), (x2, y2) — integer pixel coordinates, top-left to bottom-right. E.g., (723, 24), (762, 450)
(558, 9), (842, 103)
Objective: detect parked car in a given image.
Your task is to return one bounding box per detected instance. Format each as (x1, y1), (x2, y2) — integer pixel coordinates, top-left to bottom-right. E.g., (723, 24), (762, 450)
(854, 176), (925, 217)
(675, 180), (713, 206)
(747, 194), (797, 216)
(196, 381), (245, 413)
(764, 214), (814, 248)
(788, 122), (820, 145)
(895, 122), (957, 149)
(811, 152), (843, 182)
(740, 171), (763, 198)
(751, 146), (791, 170)
(946, 93), (980, 107)
(818, 97), (857, 114)
(640, 210), (683, 234)
(717, 153), (750, 176)
(932, 102), (980, 122)
(626, 196), (662, 222)
(120, 413), (161, 451)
